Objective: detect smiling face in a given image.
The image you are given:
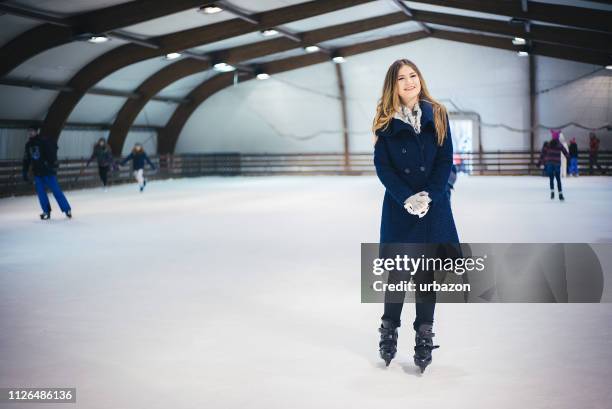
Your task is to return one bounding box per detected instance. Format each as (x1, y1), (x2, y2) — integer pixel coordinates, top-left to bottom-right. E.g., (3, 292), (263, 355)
(396, 64), (421, 107)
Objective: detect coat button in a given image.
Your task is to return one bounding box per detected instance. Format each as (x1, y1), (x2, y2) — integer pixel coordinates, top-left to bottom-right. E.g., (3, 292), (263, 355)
(401, 148), (407, 154)
(404, 168), (410, 174)
(420, 166), (425, 172)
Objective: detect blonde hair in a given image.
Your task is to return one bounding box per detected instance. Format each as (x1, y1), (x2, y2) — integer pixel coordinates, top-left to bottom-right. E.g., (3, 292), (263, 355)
(372, 59), (448, 146)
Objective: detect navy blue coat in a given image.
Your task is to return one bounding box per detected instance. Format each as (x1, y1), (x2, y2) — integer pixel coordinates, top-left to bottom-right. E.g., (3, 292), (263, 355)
(22, 135), (59, 177)
(121, 151), (155, 171)
(374, 100), (459, 244)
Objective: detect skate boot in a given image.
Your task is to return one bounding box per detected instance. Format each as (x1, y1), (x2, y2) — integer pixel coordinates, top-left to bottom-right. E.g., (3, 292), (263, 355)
(378, 319), (398, 367)
(550, 191), (554, 200)
(65, 210), (72, 218)
(559, 192), (564, 201)
(40, 212), (50, 220)
(413, 323), (439, 373)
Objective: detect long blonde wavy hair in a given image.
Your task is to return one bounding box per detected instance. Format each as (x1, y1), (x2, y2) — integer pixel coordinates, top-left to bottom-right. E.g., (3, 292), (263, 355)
(372, 59), (448, 146)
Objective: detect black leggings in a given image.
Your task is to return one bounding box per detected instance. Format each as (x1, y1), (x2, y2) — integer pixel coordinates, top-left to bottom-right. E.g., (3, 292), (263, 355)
(381, 266), (436, 331)
(98, 166), (110, 186)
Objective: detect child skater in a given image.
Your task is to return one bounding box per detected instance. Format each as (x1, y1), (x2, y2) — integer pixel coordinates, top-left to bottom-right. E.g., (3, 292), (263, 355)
(22, 125), (72, 219)
(372, 59), (459, 373)
(121, 143), (156, 192)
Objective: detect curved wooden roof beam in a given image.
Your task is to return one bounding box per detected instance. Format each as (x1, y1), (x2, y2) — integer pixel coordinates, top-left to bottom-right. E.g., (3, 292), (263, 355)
(0, 0), (209, 77)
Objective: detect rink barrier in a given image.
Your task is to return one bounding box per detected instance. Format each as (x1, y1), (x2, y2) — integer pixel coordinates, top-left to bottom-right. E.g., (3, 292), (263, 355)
(1, 151), (610, 197)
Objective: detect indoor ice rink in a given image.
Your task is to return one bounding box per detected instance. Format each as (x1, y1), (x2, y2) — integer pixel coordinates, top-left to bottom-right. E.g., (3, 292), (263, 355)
(1, 1), (611, 408)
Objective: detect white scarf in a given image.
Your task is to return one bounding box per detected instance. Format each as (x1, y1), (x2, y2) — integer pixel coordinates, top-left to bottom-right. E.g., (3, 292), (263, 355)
(394, 102), (422, 134)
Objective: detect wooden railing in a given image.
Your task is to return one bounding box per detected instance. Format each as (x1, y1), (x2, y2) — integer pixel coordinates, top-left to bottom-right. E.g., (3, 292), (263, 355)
(2, 151), (610, 197)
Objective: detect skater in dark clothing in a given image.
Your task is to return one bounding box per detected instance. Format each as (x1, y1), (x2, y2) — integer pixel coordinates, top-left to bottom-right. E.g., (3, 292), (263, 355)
(372, 59), (459, 372)
(568, 138), (579, 176)
(120, 143), (156, 192)
(86, 138), (114, 188)
(588, 132), (603, 175)
(22, 126), (72, 219)
(539, 130), (569, 200)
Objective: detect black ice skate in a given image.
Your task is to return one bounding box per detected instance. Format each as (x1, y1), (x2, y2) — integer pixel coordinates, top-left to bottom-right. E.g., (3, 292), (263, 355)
(65, 210), (72, 218)
(379, 319), (398, 367)
(413, 323), (439, 373)
(40, 212), (50, 220)
(559, 192), (564, 201)
(550, 191), (554, 200)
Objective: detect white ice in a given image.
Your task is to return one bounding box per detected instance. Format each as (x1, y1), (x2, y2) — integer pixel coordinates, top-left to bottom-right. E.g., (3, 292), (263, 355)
(1, 175), (612, 409)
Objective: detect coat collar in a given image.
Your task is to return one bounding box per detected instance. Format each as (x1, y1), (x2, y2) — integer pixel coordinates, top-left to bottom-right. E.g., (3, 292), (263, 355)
(377, 99), (434, 138)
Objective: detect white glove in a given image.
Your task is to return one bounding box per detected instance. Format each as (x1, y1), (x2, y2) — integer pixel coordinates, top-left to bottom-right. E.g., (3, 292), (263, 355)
(404, 191), (431, 218)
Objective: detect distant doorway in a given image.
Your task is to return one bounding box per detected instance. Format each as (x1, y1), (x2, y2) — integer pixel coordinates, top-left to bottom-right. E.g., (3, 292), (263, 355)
(449, 113), (479, 175)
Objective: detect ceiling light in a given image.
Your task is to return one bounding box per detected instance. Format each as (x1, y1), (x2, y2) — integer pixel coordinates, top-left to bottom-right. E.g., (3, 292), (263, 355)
(165, 52), (182, 60)
(256, 73), (270, 80)
(332, 56), (346, 64)
(88, 35), (109, 44)
(517, 51), (529, 57)
(261, 29), (278, 37)
(213, 62), (236, 72)
(304, 45), (320, 53)
(199, 5), (223, 14)
(606, 65), (612, 70)
(512, 37), (526, 45)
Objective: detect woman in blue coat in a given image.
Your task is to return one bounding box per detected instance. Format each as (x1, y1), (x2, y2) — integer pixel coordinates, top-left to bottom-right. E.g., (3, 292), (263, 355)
(373, 59), (459, 372)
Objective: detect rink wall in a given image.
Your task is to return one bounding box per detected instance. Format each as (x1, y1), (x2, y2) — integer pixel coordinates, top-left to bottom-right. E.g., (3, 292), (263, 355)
(3, 150), (610, 198)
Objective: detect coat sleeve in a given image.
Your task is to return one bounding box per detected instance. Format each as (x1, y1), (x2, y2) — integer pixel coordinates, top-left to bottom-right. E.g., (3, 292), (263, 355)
(424, 119), (453, 205)
(144, 152), (155, 169)
(373, 133), (414, 206)
(120, 153), (133, 166)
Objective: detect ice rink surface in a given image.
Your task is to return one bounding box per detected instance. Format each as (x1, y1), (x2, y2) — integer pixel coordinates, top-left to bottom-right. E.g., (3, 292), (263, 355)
(1, 175), (612, 409)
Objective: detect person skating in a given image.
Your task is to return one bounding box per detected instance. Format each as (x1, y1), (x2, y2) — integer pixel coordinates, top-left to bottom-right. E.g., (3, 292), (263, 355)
(589, 132), (603, 175)
(120, 143), (156, 192)
(539, 130), (569, 200)
(22, 125), (72, 219)
(86, 138), (114, 189)
(372, 59), (459, 373)
(568, 138), (579, 176)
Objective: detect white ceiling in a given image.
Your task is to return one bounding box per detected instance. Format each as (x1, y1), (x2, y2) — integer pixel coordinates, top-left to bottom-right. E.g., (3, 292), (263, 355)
(121, 0), (311, 38)
(121, 8), (238, 38)
(95, 56), (180, 91)
(189, 32), (269, 55)
(0, 14), (43, 46)
(5, 37), (128, 82)
(319, 21), (422, 49)
(158, 70), (216, 99)
(283, 1), (399, 32)
(243, 48), (310, 65)
(5, 0), (133, 16)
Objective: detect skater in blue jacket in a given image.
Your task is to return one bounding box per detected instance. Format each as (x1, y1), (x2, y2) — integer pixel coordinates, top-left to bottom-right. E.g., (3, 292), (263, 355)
(22, 126), (72, 219)
(372, 59), (459, 372)
(121, 143), (156, 192)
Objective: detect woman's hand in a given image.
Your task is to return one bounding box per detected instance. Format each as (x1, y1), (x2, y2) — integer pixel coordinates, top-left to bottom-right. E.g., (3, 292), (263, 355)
(404, 191), (431, 218)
